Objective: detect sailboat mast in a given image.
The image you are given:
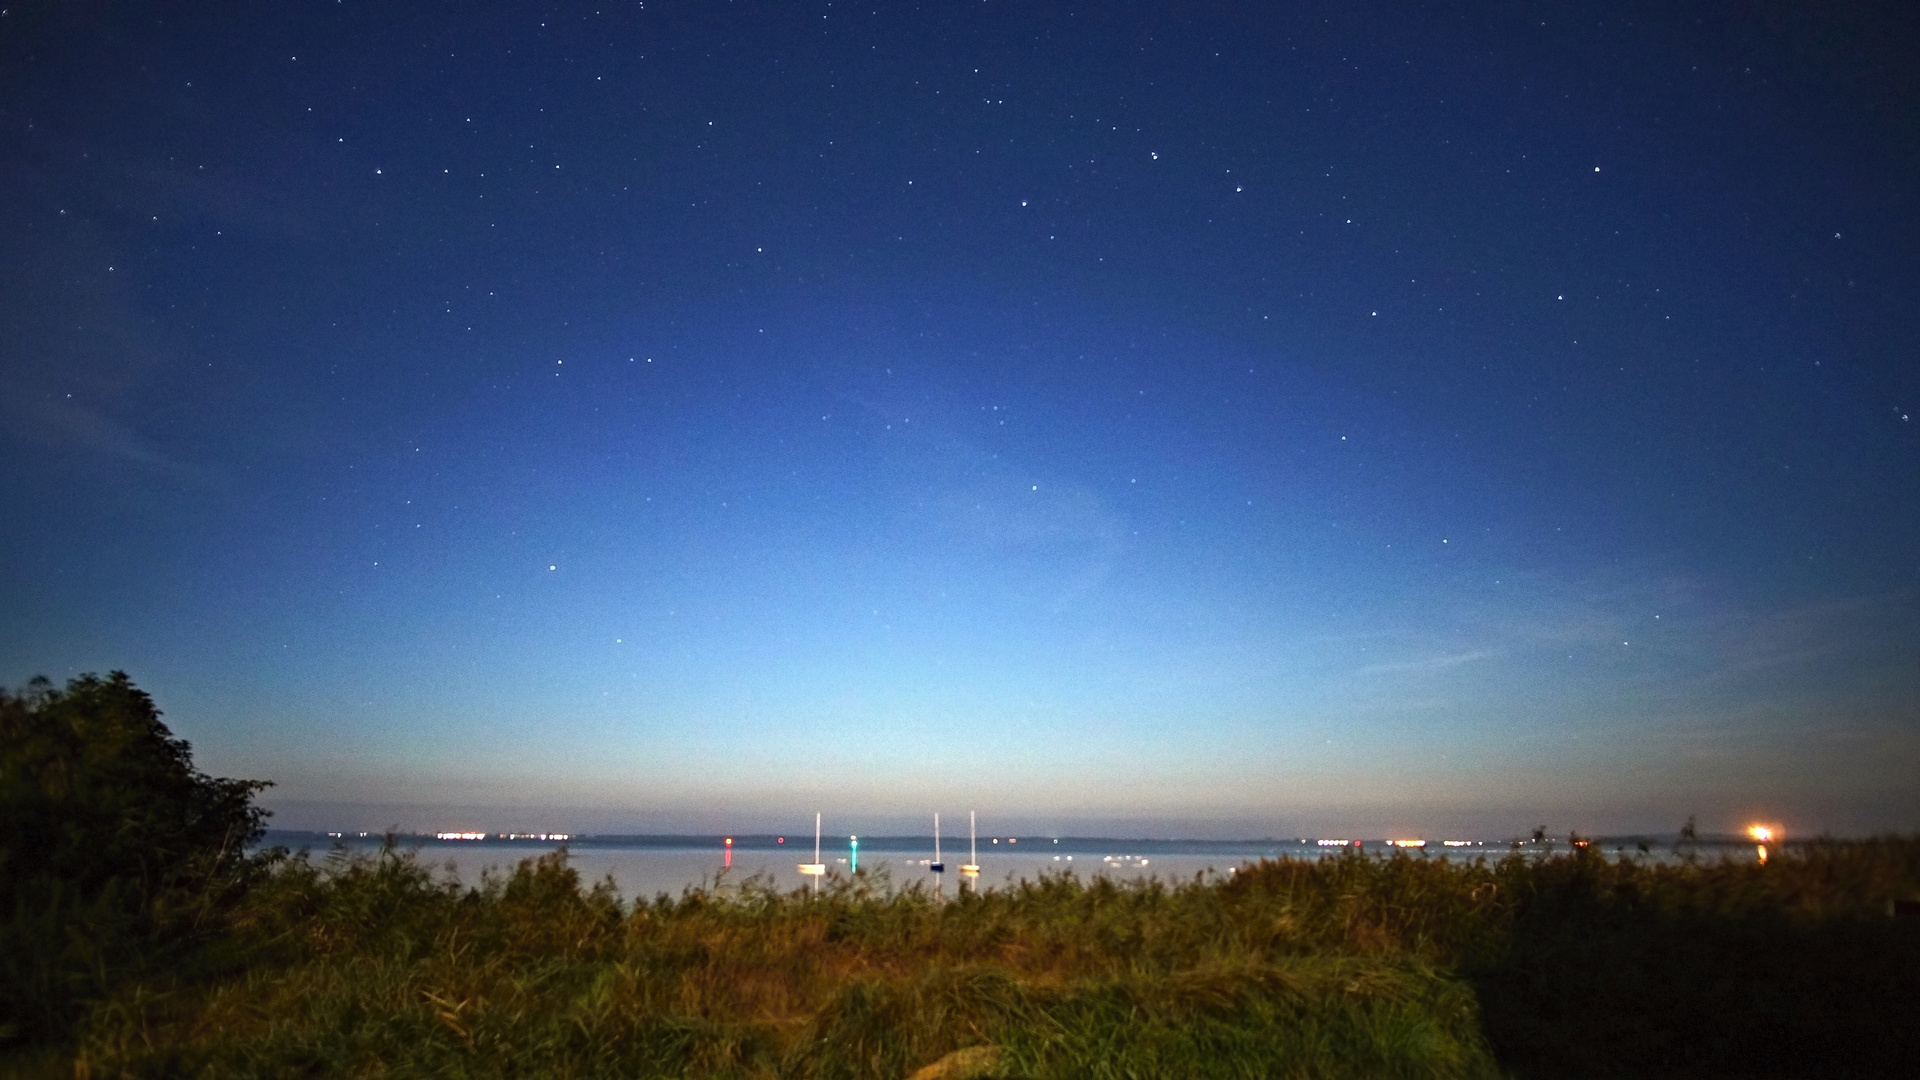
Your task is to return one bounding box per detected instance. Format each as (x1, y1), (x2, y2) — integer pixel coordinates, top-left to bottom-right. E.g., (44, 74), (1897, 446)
(798, 812), (829, 893)
(959, 810), (982, 891)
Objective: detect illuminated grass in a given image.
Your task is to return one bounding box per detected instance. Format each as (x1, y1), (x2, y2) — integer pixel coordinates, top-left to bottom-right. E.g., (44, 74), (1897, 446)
(57, 837), (1920, 1079)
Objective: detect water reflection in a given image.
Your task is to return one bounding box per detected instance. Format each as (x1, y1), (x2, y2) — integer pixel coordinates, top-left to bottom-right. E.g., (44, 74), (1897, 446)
(276, 832), (1784, 903)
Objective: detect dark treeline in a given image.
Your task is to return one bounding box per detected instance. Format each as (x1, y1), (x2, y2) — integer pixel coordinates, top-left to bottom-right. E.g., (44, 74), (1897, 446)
(0, 673), (271, 1052)
(4, 674), (1918, 1079)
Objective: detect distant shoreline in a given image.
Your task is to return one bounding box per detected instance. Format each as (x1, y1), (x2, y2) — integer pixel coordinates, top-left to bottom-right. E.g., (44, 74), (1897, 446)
(261, 828), (1781, 854)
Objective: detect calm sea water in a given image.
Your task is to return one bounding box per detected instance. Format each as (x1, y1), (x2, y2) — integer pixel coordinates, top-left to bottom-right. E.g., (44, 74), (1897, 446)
(264, 832), (1758, 901)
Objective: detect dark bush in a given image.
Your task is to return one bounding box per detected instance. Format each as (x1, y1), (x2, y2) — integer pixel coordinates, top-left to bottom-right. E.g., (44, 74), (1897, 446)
(1471, 843), (1920, 1079)
(0, 672), (272, 1047)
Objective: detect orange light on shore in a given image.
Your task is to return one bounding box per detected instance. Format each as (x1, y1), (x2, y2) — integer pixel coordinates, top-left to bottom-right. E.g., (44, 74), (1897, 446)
(1747, 824), (1774, 843)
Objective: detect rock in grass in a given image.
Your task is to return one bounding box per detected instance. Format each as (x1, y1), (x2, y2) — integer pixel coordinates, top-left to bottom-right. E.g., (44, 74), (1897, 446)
(906, 1044), (1002, 1080)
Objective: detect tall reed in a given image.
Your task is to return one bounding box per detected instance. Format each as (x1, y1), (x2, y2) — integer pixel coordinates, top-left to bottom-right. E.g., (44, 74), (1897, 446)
(54, 837), (1920, 1079)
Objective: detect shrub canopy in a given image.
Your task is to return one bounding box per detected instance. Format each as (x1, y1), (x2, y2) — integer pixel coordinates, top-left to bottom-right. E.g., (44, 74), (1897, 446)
(0, 671), (270, 1045)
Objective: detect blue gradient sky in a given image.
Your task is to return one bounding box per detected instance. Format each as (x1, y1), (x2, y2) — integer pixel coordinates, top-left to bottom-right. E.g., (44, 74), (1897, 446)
(3, 2), (1916, 838)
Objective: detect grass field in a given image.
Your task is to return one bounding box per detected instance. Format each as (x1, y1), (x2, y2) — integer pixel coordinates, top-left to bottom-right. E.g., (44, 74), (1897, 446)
(20, 837), (1920, 1079)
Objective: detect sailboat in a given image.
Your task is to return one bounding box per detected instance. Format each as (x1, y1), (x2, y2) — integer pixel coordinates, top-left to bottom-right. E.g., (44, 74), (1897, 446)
(960, 810), (981, 891)
(798, 812), (827, 894)
(929, 812), (945, 896)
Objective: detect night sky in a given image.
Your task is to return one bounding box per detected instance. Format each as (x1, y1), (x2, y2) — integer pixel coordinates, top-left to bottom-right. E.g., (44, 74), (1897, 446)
(4, 2), (1917, 839)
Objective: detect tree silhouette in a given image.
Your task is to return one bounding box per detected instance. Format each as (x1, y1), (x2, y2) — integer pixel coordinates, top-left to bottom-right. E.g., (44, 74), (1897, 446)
(1, 672), (272, 1046)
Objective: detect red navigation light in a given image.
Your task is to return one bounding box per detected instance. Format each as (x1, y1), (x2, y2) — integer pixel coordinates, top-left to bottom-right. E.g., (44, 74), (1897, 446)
(777, 836), (785, 843)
